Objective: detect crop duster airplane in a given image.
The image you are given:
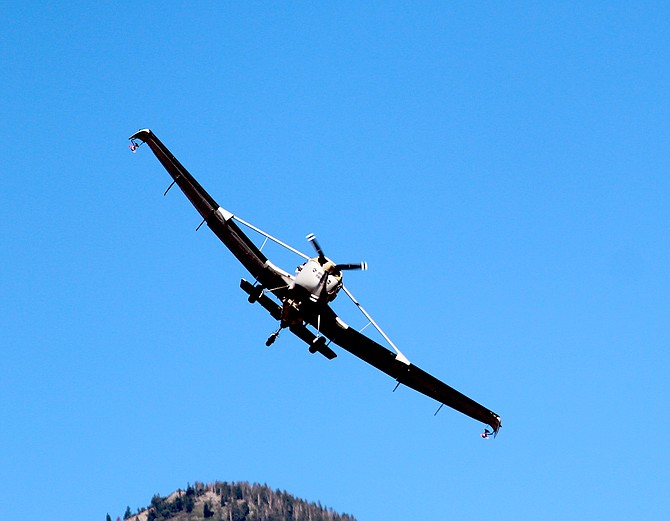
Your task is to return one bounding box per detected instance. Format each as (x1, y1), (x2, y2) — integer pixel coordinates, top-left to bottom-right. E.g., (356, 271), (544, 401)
(130, 129), (502, 438)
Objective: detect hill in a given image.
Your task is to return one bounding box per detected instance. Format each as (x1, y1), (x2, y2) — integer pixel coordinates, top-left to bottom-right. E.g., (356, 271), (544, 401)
(111, 481), (357, 521)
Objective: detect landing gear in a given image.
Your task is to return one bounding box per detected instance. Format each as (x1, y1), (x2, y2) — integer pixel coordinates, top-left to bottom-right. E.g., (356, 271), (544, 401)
(266, 327), (282, 346)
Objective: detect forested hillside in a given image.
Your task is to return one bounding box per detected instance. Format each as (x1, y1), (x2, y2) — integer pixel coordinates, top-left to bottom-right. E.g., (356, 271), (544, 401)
(110, 481), (357, 521)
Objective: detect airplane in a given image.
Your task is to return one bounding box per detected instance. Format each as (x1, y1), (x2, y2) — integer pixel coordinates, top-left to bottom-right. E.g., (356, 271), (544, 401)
(129, 129), (502, 438)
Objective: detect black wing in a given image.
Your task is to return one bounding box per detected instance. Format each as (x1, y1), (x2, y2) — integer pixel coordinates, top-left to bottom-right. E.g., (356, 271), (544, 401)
(130, 129), (285, 292)
(314, 306), (502, 435)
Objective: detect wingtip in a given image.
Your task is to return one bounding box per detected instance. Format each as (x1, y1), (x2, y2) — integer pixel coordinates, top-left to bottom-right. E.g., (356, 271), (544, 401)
(481, 414), (502, 439)
(129, 128), (153, 142)
(491, 415), (502, 437)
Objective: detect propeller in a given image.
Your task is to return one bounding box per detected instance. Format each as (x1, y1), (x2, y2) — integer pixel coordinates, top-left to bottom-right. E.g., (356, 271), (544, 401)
(306, 234), (367, 273)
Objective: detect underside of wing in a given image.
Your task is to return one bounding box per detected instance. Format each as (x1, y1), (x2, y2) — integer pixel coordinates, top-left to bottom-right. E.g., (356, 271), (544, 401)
(130, 129), (283, 289)
(316, 307), (502, 435)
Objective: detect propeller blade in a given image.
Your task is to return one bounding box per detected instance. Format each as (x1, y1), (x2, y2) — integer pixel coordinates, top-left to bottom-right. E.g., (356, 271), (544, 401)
(334, 262), (368, 271)
(306, 233), (327, 264)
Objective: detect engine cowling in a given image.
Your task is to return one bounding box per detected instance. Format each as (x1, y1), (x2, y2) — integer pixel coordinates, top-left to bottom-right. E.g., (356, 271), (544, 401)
(294, 258), (343, 301)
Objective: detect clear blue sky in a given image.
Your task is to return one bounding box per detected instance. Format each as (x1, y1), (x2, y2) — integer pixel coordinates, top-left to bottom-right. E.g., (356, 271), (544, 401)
(2, 3), (668, 520)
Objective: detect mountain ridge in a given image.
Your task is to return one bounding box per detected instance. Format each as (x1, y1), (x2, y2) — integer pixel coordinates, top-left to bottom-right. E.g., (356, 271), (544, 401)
(112, 481), (357, 521)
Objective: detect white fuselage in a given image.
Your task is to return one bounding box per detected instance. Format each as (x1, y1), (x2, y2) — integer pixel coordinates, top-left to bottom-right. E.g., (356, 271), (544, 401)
(293, 258), (342, 302)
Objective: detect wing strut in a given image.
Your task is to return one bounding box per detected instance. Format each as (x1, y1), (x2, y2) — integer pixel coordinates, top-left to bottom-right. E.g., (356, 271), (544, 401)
(341, 285), (411, 365)
(231, 215), (311, 260)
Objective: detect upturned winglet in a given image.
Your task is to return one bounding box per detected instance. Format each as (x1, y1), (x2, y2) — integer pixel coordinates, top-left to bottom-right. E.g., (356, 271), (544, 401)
(481, 414), (502, 438)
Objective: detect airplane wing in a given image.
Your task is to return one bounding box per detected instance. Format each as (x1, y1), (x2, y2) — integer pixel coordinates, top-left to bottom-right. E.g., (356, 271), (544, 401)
(313, 306), (502, 435)
(129, 129), (286, 293)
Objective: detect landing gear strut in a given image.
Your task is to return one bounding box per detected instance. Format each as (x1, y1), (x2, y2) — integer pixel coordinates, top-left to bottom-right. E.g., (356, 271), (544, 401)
(266, 327), (282, 346)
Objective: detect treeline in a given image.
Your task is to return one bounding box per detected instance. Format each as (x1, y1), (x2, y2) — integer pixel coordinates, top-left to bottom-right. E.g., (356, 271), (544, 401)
(121, 481), (356, 521)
